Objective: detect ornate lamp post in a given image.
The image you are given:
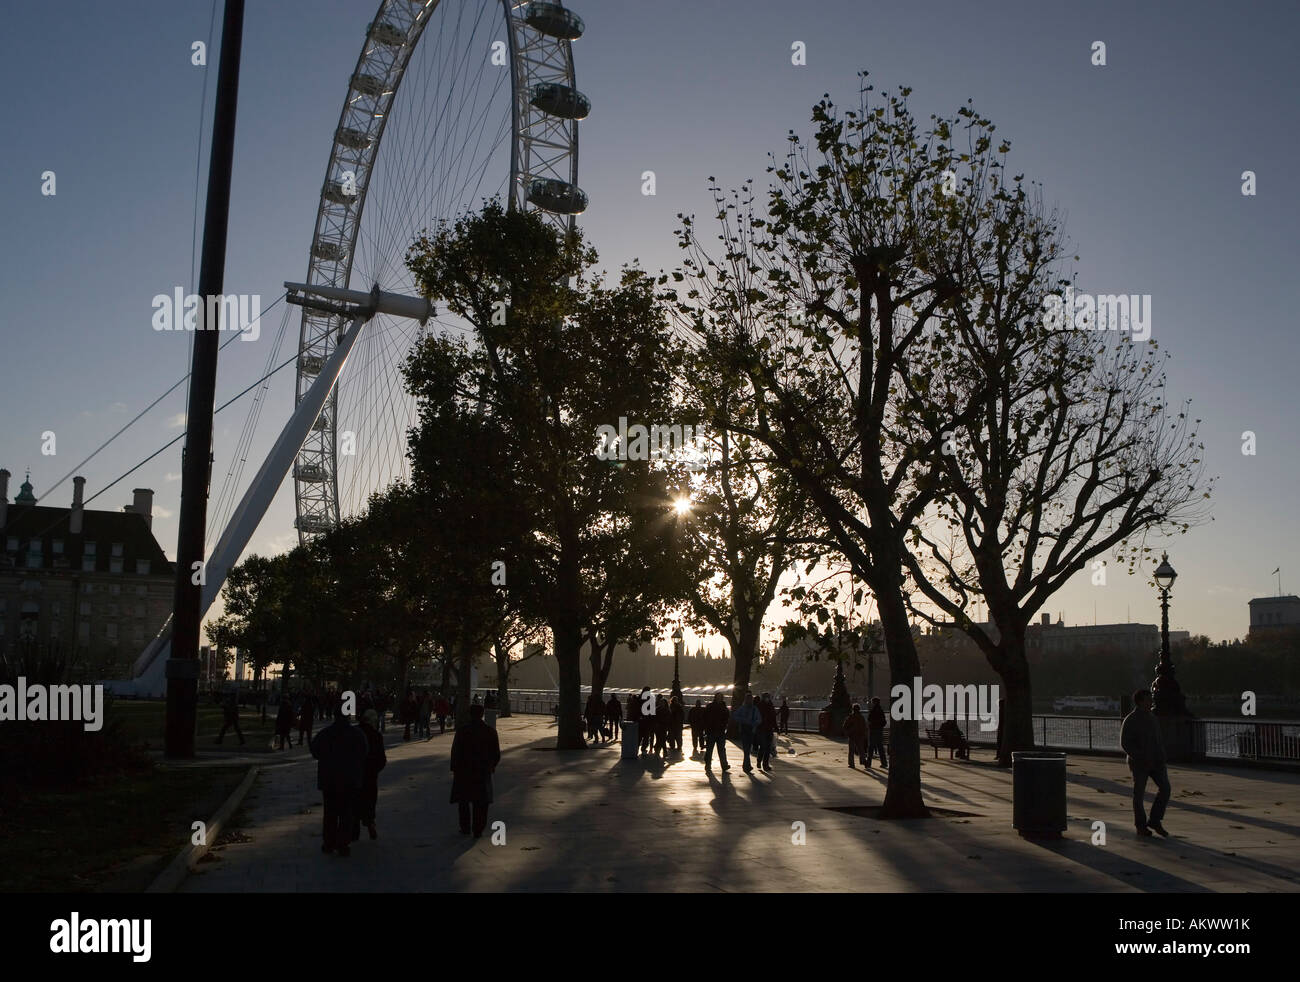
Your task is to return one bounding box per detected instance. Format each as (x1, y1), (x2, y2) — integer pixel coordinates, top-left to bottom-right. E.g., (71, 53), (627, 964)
(671, 627), (684, 701)
(1151, 552), (1187, 716)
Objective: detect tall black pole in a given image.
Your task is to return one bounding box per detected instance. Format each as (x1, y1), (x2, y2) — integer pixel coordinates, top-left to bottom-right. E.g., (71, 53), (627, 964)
(165, 0), (245, 758)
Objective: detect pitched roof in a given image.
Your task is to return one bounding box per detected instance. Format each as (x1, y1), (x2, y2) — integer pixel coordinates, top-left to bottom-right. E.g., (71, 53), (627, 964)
(1, 503), (173, 576)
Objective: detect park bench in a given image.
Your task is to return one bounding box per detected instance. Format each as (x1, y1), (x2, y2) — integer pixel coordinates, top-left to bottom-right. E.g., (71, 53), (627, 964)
(925, 726), (972, 760)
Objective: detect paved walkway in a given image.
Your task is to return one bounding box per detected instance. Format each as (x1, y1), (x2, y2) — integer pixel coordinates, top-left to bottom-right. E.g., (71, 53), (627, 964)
(182, 716), (1300, 892)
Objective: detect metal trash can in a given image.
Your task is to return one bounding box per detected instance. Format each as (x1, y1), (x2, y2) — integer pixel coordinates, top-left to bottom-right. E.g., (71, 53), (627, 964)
(621, 720), (639, 760)
(1012, 751), (1067, 838)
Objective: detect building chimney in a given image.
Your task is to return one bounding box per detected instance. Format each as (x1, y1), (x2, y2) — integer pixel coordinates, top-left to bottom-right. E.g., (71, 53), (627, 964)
(0, 468), (9, 529)
(130, 488), (154, 529)
(70, 475), (85, 535)
(1042, 613), (1051, 627)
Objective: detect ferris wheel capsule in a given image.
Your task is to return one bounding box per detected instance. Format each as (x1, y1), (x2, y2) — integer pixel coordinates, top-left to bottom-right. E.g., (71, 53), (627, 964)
(336, 127), (373, 150)
(527, 177), (588, 215)
(530, 82), (590, 120)
(368, 21), (406, 46)
(525, 3), (584, 40)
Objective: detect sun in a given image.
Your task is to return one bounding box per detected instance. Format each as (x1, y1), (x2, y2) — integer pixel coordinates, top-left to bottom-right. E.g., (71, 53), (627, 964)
(673, 497), (692, 516)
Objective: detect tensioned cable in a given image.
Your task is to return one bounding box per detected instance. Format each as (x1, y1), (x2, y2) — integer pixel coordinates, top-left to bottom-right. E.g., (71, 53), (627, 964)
(35, 291), (288, 507)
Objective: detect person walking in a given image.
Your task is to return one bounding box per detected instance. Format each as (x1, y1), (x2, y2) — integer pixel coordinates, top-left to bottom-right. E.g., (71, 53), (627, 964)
(757, 693), (777, 772)
(669, 695), (685, 755)
(778, 697), (790, 735)
(1121, 689), (1171, 837)
(214, 690), (245, 745)
(687, 699), (704, 756)
(604, 692), (623, 742)
(585, 691), (605, 743)
(702, 693), (730, 772)
(310, 704), (368, 856)
(355, 708), (387, 841)
(844, 703), (868, 768)
(866, 697), (888, 768)
(450, 704), (501, 838)
(732, 693), (762, 773)
(636, 687), (654, 754)
(435, 693), (451, 734)
(274, 696), (295, 750)
(296, 692), (315, 748)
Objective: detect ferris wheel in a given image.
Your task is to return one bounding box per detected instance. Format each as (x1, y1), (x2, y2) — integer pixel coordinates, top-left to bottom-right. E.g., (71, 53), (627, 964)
(292, 0), (589, 541)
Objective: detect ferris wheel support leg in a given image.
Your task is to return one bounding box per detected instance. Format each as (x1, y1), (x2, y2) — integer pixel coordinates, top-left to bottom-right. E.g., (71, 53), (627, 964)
(200, 311), (369, 619)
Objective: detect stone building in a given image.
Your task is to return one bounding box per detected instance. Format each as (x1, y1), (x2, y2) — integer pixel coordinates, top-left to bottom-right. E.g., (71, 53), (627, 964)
(0, 468), (174, 680)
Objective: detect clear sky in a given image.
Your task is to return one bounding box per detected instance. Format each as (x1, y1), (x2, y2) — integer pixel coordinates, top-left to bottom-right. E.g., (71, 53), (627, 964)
(2, 0), (1296, 648)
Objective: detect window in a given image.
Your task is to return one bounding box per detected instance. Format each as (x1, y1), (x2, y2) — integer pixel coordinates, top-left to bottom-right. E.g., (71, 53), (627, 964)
(84, 542), (96, 556)
(82, 556), (96, 572)
(52, 539), (63, 555)
(111, 542), (123, 558)
(136, 560), (151, 575)
(79, 601), (90, 617)
(110, 558), (123, 574)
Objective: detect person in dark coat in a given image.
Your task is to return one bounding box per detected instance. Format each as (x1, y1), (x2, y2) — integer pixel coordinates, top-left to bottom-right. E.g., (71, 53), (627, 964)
(214, 690), (245, 745)
(310, 705), (368, 856)
(585, 692), (605, 743)
(435, 693), (451, 734)
(274, 696), (295, 750)
(702, 693), (730, 772)
(1121, 688), (1171, 837)
(653, 694), (670, 754)
(778, 697), (790, 735)
(669, 695), (685, 754)
(687, 699), (704, 755)
(756, 693), (777, 771)
(866, 697), (888, 768)
(843, 703), (868, 768)
(297, 692), (315, 747)
(604, 692), (622, 741)
(450, 703), (502, 838)
(354, 709), (387, 841)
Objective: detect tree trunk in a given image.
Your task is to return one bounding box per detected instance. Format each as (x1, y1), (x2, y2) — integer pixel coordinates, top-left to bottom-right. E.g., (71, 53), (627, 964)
(455, 636), (473, 728)
(993, 631), (1034, 766)
(730, 619), (761, 709)
(494, 641), (512, 718)
(875, 580), (929, 818)
(439, 651), (452, 694)
(554, 617), (585, 748)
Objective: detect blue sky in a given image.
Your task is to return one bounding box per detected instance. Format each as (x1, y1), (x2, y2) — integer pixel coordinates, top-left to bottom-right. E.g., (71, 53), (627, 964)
(2, 0), (1296, 646)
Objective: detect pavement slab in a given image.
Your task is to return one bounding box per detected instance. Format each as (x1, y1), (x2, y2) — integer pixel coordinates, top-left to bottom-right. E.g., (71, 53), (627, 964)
(180, 715), (1300, 893)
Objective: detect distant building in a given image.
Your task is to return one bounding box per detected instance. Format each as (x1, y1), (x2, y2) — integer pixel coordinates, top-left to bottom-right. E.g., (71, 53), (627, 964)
(1248, 595), (1300, 635)
(0, 468), (174, 678)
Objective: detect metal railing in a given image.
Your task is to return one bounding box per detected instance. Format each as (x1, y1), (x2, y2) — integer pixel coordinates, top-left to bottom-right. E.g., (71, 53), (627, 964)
(486, 691), (1300, 764)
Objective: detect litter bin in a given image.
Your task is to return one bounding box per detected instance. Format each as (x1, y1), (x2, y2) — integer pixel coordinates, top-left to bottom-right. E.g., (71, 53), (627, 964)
(1012, 751), (1067, 838)
(621, 720), (639, 760)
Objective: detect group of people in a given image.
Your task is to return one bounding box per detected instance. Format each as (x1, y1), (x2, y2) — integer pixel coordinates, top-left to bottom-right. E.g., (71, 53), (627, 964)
(842, 698), (890, 768)
(309, 704), (388, 856)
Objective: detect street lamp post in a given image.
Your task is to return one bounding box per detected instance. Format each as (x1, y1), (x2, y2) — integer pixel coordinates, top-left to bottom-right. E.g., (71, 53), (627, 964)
(1151, 552), (1187, 717)
(671, 628), (684, 701)
(1150, 551), (1197, 762)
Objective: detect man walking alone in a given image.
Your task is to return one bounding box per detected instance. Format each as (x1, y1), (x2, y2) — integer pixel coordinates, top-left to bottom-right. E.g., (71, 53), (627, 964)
(1120, 689), (1171, 837)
